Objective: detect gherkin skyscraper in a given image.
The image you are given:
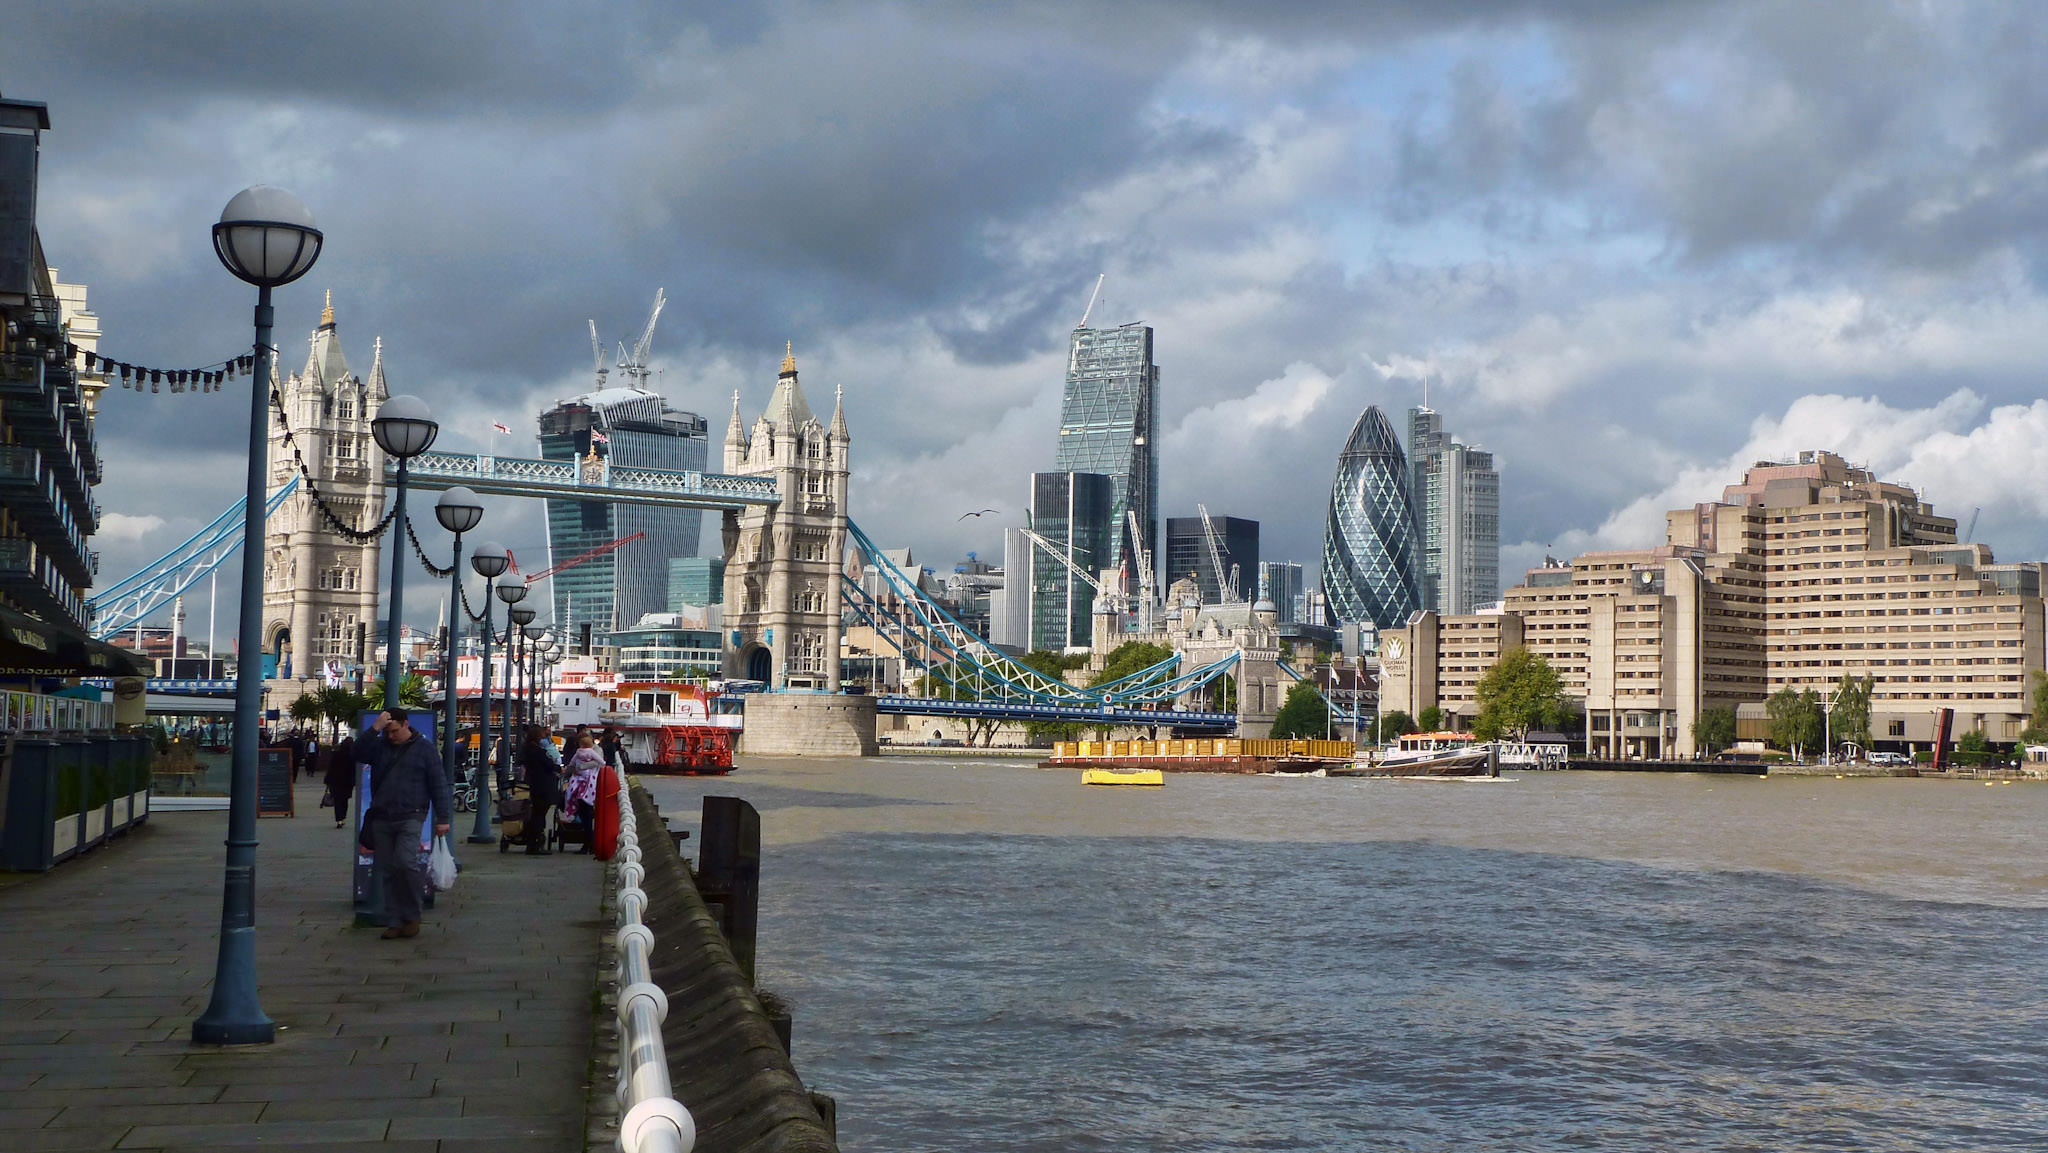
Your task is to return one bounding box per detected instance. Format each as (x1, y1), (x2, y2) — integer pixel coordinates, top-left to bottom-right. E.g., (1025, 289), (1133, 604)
(1321, 405), (1421, 628)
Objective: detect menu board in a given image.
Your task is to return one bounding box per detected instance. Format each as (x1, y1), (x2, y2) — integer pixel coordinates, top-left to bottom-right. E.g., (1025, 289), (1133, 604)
(257, 746), (294, 817)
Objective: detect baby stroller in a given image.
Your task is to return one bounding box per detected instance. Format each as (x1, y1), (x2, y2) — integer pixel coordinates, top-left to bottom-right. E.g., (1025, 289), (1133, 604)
(496, 781), (547, 853)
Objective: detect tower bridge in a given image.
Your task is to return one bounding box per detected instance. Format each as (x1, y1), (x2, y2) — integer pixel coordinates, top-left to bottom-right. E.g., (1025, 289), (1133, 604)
(94, 341), (1262, 739)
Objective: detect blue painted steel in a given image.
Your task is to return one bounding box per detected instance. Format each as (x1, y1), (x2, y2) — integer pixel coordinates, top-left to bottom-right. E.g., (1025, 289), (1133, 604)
(393, 450), (778, 510)
(88, 476), (300, 638)
(1276, 660), (1361, 722)
(873, 694), (1238, 729)
(843, 519), (1242, 719)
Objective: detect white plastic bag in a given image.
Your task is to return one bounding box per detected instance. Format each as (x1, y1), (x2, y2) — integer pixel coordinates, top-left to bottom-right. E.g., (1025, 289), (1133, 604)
(428, 834), (457, 892)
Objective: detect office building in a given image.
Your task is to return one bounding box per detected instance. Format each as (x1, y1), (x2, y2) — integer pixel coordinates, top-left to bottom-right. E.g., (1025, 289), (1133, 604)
(1028, 471), (1113, 651)
(1382, 450), (2044, 758)
(1055, 324), (1158, 582)
(1163, 516), (1259, 604)
(1259, 561), (1307, 624)
(1320, 405), (1421, 629)
(667, 556), (723, 610)
(1408, 406), (1501, 614)
(990, 527), (1031, 650)
(539, 387), (709, 647)
(611, 613), (723, 680)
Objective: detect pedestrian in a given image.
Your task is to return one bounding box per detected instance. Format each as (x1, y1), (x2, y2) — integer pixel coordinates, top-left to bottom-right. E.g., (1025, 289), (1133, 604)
(561, 734), (604, 855)
(360, 709), (454, 939)
(519, 723), (559, 855)
(600, 727), (624, 771)
(324, 734), (358, 828)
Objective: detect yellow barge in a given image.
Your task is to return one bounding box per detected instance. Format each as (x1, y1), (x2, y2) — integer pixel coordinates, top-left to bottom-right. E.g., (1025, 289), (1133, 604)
(1044, 737), (1356, 777)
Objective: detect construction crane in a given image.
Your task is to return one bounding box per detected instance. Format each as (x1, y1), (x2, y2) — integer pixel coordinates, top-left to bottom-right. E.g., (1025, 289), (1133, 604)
(1124, 506), (1156, 633)
(1196, 503), (1241, 604)
(587, 320), (610, 389)
(1018, 527), (1104, 595)
(520, 532), (646, 585)
(612, 288), (666, 391)
(1077, 273), (1105, 328)
(1965, 506), (1981, 543)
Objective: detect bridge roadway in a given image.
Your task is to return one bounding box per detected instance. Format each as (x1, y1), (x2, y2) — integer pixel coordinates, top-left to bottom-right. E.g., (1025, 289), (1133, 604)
(395, 451), (780, 510)
(872, 694), (1238, 730)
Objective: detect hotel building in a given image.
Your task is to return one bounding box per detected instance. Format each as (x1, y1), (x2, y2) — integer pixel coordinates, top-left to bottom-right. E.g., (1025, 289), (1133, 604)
(1381, 451), (2043, 757)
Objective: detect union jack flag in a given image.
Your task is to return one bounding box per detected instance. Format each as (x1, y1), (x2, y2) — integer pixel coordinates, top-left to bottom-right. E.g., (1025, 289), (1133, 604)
(590, 430), (610, 444)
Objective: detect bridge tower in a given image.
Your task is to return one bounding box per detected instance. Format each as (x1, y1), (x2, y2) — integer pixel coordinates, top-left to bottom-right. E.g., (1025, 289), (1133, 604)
(720, 345), (849, 690)
(261, 293), (388, 695)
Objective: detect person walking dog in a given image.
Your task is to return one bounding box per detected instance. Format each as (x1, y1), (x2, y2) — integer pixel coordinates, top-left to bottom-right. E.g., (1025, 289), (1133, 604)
(362, 708), (454, 939)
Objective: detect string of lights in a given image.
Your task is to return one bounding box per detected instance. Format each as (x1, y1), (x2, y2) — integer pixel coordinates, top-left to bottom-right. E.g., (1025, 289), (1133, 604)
(72, 341), (257, 394)
(268, 383), (398, 545)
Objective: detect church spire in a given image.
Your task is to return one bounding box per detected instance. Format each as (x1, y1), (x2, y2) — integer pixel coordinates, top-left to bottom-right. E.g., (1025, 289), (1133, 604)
(366, 336), (388, 401)
(725, 389), (746, 447)
(830, 383), (848, 440)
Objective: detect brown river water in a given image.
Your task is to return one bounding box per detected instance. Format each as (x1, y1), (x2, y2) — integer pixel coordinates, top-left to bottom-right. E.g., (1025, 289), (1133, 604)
(642, 759), (2048, 1151)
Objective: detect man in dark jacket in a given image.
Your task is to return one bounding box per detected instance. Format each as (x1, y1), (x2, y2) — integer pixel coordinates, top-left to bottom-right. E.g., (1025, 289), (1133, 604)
(519, 724), (559, 855)
(364, 708), (454, 939)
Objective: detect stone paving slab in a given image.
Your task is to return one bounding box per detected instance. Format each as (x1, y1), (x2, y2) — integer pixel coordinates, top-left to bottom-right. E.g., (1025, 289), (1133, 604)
(0, 777), (602, 1151)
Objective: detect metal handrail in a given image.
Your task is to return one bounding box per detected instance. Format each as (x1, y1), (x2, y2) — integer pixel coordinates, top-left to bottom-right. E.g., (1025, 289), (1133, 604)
(610, 764), (696, 1153)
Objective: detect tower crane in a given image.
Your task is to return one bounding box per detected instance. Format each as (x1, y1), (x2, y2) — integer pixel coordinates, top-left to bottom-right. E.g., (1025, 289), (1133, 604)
(1196, 503), (1241, 604)
(1965, 506), (1981, 543)
(517, 532), (646, 585)
(1124, 506), (1156, 633)
(1018, 527), (1105, 595)
(1077, 273), (1105, 328)
(588, 320), (610, 389)
(613, 288), (666, 390)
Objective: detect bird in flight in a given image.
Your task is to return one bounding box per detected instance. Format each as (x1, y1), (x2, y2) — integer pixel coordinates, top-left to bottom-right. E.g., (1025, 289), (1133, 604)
(957, 508), (999, 520)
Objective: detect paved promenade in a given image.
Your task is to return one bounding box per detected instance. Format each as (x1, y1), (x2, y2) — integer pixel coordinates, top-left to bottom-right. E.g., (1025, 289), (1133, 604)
(0, 777), (602, 1152)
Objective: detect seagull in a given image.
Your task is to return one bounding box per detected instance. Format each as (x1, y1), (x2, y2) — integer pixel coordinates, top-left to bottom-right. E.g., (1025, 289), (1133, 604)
(957, 508), (999, 520)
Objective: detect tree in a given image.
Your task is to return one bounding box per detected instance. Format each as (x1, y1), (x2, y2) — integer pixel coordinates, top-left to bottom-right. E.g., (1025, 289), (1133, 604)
(1831, 673), (1872, 754)
(2021, 670), (2048, 745)
(1417, 705), (1445, 732)
(288, 694), (323, 726)
(1692, 706), (1736, 757)
(1269, 679), (1330, 739)
(1088, 641), (1175, 690)
(368, 673), (432, 711)
(1375, 710), (1418, 743)
(1472, 646), (1570, 741)
(915, 662), (1002, 747)
(1766, 687), (1824, 760)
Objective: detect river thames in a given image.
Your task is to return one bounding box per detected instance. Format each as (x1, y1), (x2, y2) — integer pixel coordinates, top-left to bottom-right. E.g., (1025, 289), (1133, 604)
(642, 758), (2048, 1151)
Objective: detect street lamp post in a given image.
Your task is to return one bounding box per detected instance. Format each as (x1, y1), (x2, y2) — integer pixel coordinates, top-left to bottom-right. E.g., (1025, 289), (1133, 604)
(433, 487), (482, 821)
(522, 624), (544, 726)
(510, 611), (538, 731)
(466, 543), (508, 844)
(196, 185), (322, 1046)
(371, 395), (439, 709)
(496, 575), (528, 771)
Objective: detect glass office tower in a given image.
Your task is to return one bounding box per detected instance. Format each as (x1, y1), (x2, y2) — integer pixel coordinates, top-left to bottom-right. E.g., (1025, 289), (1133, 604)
(1321, 405), (1421, 629)
(1163, 516), (1260, 604)
(538, 388), (708, 648)
(1028, 471), (1114, 652)
(1408, 406), (1501, 613)
(1055, 324), (1158, 585)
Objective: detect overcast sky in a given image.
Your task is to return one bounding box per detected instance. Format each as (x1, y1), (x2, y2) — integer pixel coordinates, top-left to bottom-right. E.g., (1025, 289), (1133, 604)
(7, 1), (2048, 632)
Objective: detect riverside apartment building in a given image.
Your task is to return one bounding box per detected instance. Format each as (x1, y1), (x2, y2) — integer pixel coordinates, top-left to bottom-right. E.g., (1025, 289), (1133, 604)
(1379, 451), (2044, 758)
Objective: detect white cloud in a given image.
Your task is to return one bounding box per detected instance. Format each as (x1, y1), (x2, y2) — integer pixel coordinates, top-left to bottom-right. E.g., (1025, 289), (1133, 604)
(95, 511), (166, 543)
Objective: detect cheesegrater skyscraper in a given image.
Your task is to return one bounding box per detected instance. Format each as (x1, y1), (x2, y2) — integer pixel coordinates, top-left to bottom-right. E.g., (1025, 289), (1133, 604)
(1052, 323), (1158, 580)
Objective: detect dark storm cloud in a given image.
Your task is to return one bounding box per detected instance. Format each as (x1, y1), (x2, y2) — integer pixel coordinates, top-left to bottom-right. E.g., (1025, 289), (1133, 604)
(6, 0), (2048, 617)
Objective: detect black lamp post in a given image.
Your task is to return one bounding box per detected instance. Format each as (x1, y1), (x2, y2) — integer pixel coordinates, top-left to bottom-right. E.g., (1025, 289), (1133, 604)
(521, 623), (544, 725)
(495, 575), (528, 768)
(371, 395), (438, 708)
(510, 610), (538, 731)
(433, 487), (482, 812)
(466, 543), (508, 844)
(196, 185), (322, 1046)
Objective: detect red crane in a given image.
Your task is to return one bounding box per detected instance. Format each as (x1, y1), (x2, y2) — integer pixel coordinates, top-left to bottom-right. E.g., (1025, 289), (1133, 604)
(512, 532), (646, 584)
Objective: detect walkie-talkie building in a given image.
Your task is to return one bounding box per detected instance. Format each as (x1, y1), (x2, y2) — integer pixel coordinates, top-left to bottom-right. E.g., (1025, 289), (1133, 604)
(1321, 405), (1421, 629)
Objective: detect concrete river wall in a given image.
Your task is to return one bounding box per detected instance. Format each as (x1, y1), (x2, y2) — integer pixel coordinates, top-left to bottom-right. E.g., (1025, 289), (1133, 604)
(629, 786), (839, 1152)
